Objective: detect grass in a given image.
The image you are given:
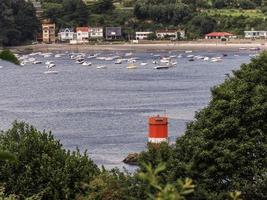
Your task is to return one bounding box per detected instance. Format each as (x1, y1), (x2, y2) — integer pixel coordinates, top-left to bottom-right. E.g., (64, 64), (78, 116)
(204, 9), (265, 18)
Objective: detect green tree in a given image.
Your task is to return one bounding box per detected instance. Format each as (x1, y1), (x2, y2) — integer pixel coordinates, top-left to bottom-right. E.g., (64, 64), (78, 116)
(0, 49), (20, 65)
(0, 0), (39, 46)
(138, 52), (267, 199)
(0, 121), (99, 199)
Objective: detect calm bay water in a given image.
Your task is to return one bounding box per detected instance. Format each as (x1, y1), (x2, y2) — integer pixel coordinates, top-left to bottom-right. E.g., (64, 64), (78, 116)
(0, 51), (251, 169)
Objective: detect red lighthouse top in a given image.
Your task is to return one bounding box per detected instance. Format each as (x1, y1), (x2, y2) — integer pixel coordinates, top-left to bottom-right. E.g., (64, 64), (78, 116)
(148, 115), (168, 140)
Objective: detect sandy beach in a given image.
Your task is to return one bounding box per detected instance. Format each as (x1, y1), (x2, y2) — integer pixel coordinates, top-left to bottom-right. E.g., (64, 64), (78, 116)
(10, 40), (267, 53)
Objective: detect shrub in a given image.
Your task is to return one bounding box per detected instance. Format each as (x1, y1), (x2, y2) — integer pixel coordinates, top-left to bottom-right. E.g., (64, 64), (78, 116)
(0, 49), (20, 65)
(0, 121), (100, 199)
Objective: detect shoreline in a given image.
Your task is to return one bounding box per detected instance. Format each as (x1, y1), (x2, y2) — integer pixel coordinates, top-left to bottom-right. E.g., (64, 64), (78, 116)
(9, 41), (267, 53)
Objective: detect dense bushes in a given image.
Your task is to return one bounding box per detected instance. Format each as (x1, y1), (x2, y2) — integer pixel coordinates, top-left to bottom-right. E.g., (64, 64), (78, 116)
(0, 121), (99, 199)
(0, 49), (20, 65)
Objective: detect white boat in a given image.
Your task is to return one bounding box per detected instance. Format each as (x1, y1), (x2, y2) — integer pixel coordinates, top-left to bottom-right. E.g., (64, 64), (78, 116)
(75, 58), (85, 64)
(96, 65), (106, 69)
(140, 62), (148, 66)
(115, 59), (122, 64)
(20, 62), (26, 66)
(127, 63), (137, 69)
(55, 54), (64, 58)
(47, 63), (56, 68)
(82, 62), (92, 66)
(152, 60), (158, 64)
(0, 66), (3, 69)
(187, 54), (194, 58)
(45, 61), (54, 65)
(44, 70), (58, 74)
(154, 66), (169, 70)
(160, 57), (170, 63)
(185, 50), (193, 53)
(87, 54), (98, 59)
(211, 57), (222, 62)
(32, 61), (42, 64)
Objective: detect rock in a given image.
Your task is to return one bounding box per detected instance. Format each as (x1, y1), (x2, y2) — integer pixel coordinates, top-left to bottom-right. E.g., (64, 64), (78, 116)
(123, 153), (139, 165)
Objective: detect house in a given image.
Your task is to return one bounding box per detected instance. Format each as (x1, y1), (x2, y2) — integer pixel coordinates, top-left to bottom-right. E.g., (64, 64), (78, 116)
(205, 32), (234, 40)
(76, 27), (89, 41)
(155, 29), (185, 40)
(105, 27), (122, 40)
(42, 22), (56, 43)
(89, 27), (103, 38)
(244, 30), (267, 39)
(135, 31), (153, 40)
(58, 28), (74, 41)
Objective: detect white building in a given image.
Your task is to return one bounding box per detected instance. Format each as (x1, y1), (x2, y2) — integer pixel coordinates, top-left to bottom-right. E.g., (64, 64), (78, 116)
(135, 31), (153, 40)
(76, 27), (89, 41)
(58, 28), (74, 41)
(155, 29), (185, 40)
(244, 30), (267, 39)
(89, 27), (103, 38)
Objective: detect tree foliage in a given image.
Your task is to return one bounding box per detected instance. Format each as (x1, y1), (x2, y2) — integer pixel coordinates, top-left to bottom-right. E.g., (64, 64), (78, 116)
(0, 0), (39, 46)
(0, 121), (99, 199)
(138, 52), (267, 199)
(43, 0), (89, 27)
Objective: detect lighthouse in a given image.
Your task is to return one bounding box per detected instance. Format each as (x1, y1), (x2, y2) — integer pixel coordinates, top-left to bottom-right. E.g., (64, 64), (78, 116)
(148, 115), (168, 143)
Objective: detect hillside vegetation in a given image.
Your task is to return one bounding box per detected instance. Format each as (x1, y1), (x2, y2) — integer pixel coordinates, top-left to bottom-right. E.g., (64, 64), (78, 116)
(1, 0), (267, 45)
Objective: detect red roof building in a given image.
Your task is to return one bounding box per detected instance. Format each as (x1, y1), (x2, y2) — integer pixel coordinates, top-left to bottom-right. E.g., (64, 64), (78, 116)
(76, 27), (89, 32)
(205, 32), (234, 39)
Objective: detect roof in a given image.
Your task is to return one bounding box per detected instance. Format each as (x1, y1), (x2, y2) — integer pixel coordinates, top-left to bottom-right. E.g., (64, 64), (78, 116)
(205, 32), (233, 37)
(59, 28), (74, 33)
(76, 27), (89, 32)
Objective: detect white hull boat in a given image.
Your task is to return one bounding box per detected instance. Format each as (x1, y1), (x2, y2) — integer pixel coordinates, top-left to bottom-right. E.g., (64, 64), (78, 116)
(140, 63), (148, 66)
(44, 70), (58, 74)
(96, 65), (106, 69)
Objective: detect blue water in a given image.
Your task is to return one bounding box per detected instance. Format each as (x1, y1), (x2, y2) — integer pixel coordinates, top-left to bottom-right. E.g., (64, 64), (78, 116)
(0, 51), (251, 169)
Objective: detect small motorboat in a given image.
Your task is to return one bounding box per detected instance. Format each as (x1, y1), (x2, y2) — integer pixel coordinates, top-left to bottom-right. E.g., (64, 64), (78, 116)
(96, 65), (106, 69)
(47, 63), (56, 68)
(0, 66), (3, 69)
(127, 63), (137, 69)
(82, 62), (92, 66)
(32, 61), (42, 64)
(203, 57), (209, 61)
(185, 50), (193, 53)
(44, 70), (58, 74)
(188, 58), (194, 61)
(115, 59), (122, 64)
(75, 59), (85, 64)
(211, 57), (222, 62)
(140, 62), (148, 66)
(152, 60), (158, 64)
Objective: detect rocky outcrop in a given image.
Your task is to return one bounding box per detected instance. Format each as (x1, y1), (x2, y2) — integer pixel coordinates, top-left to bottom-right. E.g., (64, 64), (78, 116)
(123, 153), (139, 165)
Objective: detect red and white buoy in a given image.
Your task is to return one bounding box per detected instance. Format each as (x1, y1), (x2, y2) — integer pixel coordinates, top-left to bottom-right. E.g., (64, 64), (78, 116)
(148, 115), (168, 143)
